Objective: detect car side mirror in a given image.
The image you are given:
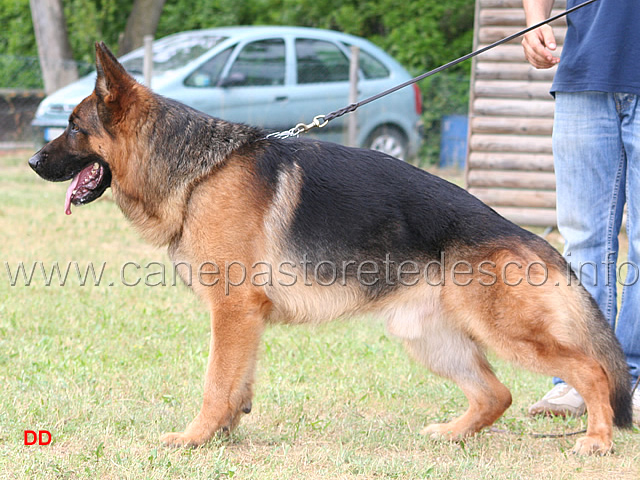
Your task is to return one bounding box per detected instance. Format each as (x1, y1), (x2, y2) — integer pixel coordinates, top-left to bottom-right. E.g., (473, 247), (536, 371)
(219, 72), (247, 88)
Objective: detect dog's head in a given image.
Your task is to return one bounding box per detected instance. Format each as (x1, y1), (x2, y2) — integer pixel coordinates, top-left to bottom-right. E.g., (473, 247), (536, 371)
(29, 42), (145, 215)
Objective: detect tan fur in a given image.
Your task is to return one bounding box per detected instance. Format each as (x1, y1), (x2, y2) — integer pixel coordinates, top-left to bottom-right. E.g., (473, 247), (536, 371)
(263, 162), (304, 252)
(160, 157), (273, 445)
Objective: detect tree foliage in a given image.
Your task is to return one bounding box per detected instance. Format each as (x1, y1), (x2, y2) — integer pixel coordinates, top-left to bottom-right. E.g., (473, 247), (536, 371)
(2, 0), (474, 76)
(0, 0), (42, 88)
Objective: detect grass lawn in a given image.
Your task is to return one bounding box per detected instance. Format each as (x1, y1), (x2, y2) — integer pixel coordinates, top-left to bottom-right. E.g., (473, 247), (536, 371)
(1, 151), (638, 479)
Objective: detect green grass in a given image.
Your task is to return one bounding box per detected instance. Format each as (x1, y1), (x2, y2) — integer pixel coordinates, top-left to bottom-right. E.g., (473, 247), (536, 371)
(1, 152), (638, 479)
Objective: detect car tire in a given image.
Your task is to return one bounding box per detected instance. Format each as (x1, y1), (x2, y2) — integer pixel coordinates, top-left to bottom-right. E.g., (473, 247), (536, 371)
(365, 125), (408, 160)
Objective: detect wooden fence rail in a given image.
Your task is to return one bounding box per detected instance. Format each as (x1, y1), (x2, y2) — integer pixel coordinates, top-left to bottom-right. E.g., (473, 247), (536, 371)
(466, 0), (565, 226)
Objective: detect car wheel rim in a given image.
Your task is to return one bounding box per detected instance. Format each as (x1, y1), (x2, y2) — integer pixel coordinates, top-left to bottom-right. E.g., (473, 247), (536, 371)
(369, 134), (405, 160)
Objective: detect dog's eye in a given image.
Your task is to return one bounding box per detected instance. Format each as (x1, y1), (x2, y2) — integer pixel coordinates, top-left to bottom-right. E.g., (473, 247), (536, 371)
(69, 121), (79, 132)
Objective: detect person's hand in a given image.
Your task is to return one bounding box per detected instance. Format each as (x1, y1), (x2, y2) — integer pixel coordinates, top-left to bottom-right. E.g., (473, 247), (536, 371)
(522, 24), (559, 69)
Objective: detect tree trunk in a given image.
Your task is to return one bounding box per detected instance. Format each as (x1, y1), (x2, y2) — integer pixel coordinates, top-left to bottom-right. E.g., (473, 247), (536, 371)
(119, 0), (167, 55)
(29, 0), (78, 94)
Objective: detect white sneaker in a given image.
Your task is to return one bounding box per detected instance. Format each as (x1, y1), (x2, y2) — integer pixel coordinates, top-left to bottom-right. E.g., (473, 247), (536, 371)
(528, 383), (586, 418)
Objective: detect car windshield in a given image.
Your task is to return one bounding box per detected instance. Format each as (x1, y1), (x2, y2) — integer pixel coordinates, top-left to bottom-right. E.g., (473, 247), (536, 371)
(121, 34), (227, 74)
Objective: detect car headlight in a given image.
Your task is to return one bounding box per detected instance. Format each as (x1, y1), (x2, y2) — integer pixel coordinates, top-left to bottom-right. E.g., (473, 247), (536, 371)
(35, 101), (49, 118)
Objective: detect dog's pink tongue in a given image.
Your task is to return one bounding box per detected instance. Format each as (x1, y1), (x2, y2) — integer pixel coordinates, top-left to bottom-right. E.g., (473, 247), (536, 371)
(65, 174), (81, 215)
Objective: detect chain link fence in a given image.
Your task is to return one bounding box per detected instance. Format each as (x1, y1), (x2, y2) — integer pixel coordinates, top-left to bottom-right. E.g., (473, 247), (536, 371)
(0, 88), (44, 146)
(0, 56), (93, 148)
(0, 55), (44, 147)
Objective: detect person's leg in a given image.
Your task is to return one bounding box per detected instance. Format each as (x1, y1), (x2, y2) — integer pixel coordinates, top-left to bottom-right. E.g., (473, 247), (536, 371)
(617, 92), (640, 388)
(554, 92), (626, 325)
(529, 91), (627, 417)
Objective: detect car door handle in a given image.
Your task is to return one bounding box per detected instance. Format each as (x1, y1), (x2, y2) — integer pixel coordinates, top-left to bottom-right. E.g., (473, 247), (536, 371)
(275, 96), (288, 102)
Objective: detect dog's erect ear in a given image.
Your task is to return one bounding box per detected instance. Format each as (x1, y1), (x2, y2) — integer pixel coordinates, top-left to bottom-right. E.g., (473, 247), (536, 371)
(94, 42), (138, 123)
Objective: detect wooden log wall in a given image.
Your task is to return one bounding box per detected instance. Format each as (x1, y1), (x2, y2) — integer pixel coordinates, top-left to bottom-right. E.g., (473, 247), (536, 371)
(466, 0), (566, 226)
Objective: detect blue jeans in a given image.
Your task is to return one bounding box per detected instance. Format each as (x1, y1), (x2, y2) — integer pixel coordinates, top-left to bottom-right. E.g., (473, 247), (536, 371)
(553, 91), (640, 386)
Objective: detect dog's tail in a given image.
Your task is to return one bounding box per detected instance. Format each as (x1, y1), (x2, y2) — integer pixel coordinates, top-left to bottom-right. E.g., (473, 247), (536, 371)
(538, 242), (633, 428)
(582, 291), (633, 428)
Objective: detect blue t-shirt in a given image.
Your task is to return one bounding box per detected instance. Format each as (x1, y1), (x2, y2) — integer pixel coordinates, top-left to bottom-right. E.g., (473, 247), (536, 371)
(552, 0), (640, 95)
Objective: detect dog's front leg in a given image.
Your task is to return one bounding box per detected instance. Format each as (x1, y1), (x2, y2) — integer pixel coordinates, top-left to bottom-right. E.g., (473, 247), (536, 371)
(160, 295), (266, 447)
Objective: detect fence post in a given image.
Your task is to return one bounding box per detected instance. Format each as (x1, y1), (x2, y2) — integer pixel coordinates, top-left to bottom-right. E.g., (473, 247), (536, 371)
(143, 35), (153, 88)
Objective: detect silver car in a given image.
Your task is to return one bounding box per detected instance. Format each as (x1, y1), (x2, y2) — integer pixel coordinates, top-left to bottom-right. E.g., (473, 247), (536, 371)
(33, 26), (423, 159)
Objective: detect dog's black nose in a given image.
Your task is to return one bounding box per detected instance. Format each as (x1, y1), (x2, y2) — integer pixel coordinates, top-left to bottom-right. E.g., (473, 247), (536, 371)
(28, 154), (41, 171)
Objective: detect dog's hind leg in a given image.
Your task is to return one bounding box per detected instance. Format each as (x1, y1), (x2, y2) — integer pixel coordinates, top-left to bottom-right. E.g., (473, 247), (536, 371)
(469, 313), (619, 454)
(402, 316), (512, 440)
(474, 325), (616, 454)
(440, 264), (631, 455)
(543, 355), (614, 455)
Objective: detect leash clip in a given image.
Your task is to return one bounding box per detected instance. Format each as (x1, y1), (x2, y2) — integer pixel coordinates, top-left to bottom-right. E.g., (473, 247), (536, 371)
(295, 114), (329, 134)
(266, 115), (328, 140)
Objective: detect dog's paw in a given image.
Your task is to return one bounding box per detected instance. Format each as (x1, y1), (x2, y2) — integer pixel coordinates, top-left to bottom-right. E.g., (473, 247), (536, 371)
(160, 431), (205, 448)
(572, 436), (613, 456)
(420, 423), (466, 441)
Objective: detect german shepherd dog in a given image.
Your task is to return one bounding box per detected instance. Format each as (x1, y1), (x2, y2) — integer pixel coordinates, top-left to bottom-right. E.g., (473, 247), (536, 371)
(29, 43), (632, 455)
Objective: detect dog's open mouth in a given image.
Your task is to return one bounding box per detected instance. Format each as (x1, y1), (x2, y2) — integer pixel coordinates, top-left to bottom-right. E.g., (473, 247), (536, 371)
(64, 162), (110, 215)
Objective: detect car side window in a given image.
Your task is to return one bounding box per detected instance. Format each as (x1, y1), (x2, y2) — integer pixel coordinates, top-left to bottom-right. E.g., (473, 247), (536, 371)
(295, 39), (350, 84)
(225, 39), (286, 86)
(184, 47), (233, 87)
(342, 43), (390, 79)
